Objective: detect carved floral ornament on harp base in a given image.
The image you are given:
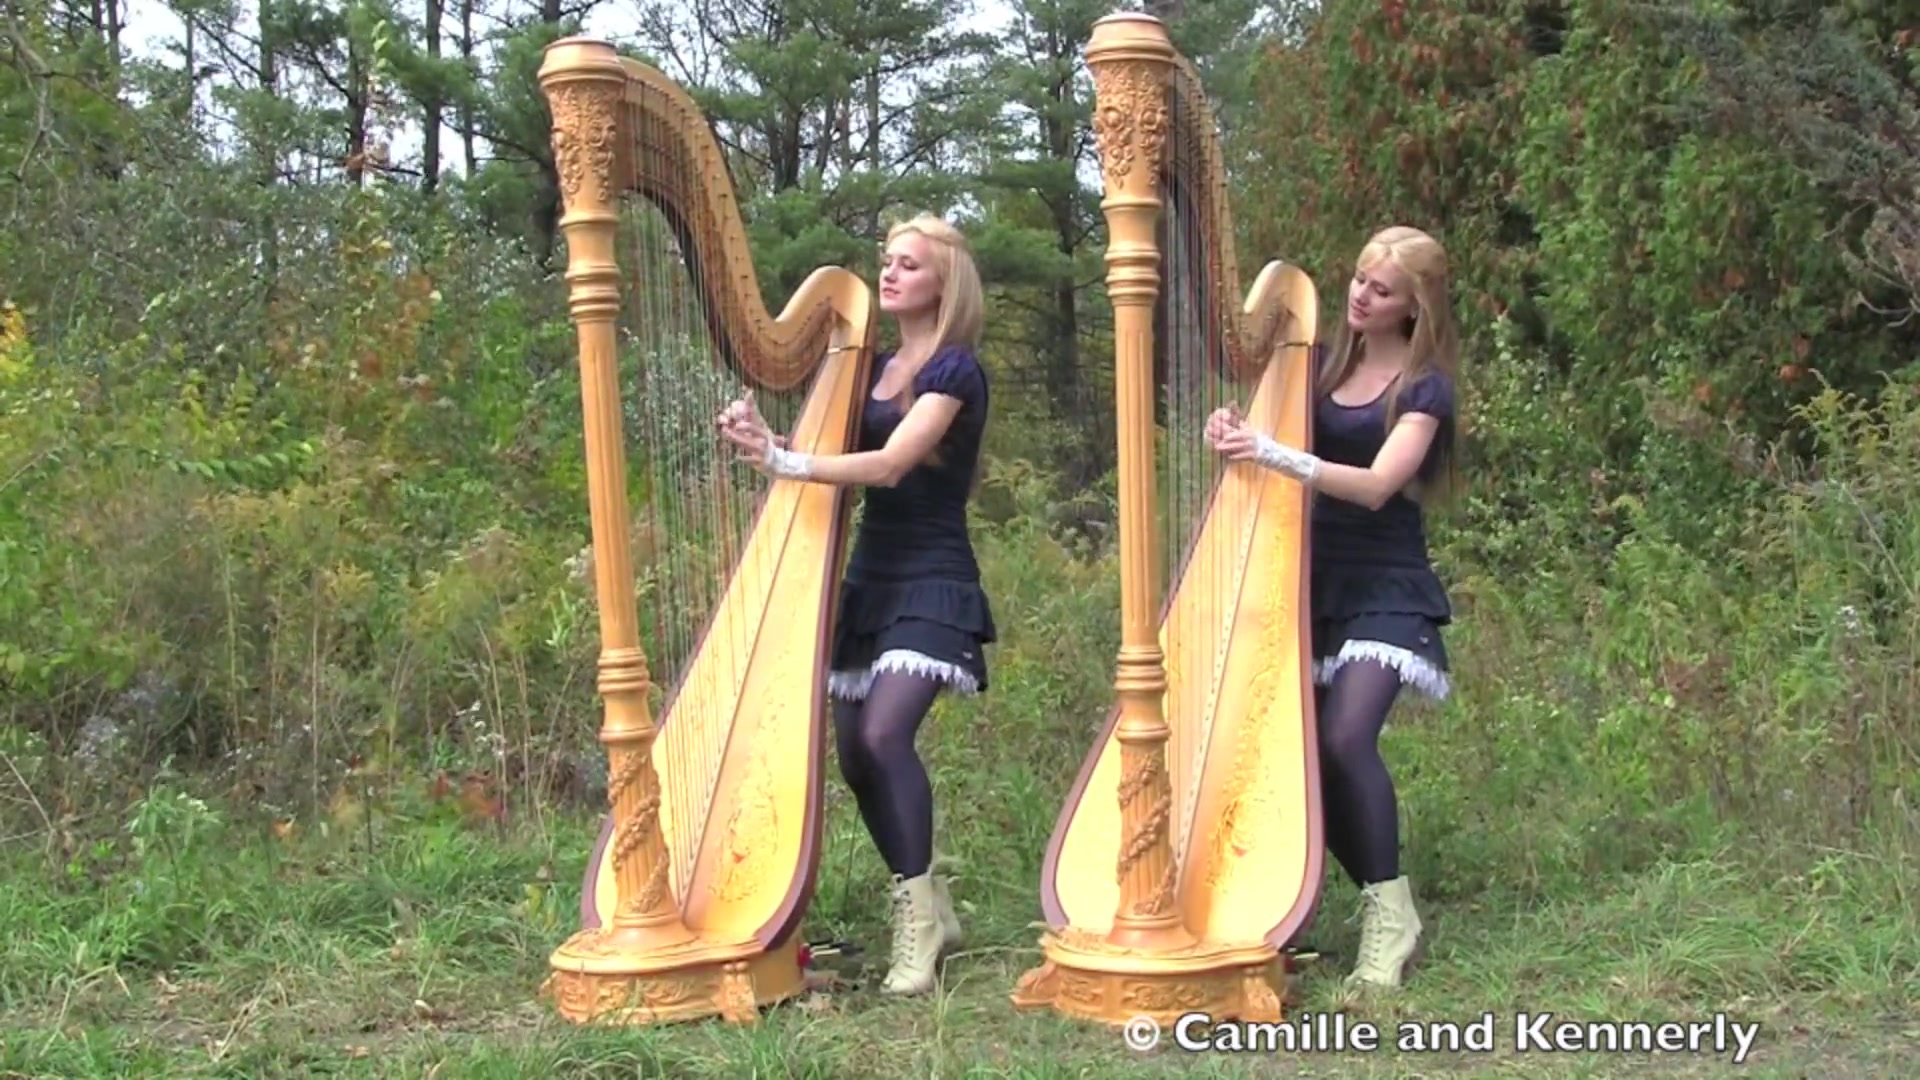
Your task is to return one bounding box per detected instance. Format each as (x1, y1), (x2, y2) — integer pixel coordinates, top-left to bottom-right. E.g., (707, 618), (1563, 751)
(532, 35), (874, 1027)
(1010, 11), (1322, 1030)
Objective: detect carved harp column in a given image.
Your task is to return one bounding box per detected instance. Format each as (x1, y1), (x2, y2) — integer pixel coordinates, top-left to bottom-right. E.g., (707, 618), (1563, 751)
(1011, 11), (1318, 1030)
(1083, 18), (1188, 953)
(540, 44), (693, 952)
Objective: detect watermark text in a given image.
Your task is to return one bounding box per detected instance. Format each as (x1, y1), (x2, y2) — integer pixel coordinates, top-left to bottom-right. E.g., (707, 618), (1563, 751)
(1120, 1010), (1758, 1064)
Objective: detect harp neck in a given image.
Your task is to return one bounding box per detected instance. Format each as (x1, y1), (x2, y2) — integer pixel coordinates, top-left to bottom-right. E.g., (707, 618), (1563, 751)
(539, 39), (874, 392)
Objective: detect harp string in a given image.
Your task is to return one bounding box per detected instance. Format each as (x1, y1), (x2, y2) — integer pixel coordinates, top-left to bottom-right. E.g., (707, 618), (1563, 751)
(1156, 70), (1257, 862)
(616, 94), (810, 897)
(1158, 117), (1191, 863)
(619, 191), (697, 889)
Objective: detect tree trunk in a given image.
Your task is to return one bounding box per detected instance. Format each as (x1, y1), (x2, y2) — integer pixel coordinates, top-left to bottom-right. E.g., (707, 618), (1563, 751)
(423, 0), (442, 192)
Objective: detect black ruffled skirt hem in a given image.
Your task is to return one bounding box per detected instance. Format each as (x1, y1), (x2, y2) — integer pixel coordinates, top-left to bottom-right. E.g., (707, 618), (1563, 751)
(828, 578), (996, 699)
(1310, 564), (1453, 700)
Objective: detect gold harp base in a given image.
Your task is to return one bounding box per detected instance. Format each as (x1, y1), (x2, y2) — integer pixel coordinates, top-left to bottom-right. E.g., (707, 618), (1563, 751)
(541, 933), (805, 1026)
(1010, 928), (1285, 1026)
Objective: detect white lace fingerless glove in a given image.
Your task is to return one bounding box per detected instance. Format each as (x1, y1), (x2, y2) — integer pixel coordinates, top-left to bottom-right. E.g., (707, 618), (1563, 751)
(1249, 432), (1321, 484)
(763, 444), (814, 480)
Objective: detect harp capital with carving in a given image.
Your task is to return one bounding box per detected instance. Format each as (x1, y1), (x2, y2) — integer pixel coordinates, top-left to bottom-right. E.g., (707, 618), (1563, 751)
(1086, 15), (1176, 202)
(1087, 14), (1176, 306)
(541, 40), (629, 215)
(540, 39), (630, 326)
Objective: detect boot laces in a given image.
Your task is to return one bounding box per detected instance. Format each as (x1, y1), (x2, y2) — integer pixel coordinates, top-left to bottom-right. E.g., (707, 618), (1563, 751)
(888, 882), (913, 968)
(1356, 888), (1392, 970)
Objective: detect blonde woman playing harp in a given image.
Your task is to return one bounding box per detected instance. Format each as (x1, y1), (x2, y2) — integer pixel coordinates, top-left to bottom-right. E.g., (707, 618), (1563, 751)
(720, 215), (992, 998)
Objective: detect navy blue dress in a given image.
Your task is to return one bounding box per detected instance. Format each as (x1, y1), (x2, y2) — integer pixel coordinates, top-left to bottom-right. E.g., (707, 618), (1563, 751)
(826, 344), (997, 702)
(1307, 359), (1456, 698)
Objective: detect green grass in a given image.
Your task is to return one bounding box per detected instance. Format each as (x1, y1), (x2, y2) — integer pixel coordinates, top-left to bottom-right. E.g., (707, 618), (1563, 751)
(1, 785), (1912, 1079)
(4, 329), (1918, 1077)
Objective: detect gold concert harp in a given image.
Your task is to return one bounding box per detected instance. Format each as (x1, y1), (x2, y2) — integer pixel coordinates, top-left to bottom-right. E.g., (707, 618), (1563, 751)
(1011, 13), (1323, 1026)
(535, 38), (874, 1024)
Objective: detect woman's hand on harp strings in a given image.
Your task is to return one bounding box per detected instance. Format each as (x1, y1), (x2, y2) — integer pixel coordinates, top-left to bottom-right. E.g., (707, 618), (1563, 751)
(717, 392), (809, 480)
(1206, 401), (1322, 485)
(1204, 404), (1245, 449)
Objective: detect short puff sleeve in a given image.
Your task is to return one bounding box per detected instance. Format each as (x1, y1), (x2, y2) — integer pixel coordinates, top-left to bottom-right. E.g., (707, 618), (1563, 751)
(914, 346), (987, 410)
(1401, 371), (1455, 423)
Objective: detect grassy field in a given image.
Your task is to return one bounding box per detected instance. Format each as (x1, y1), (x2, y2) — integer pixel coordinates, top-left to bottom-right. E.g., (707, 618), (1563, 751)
(4, 343), (1917, 1077)
(1, 773), (1912, 1079)
(5, 487), (1917, 1077)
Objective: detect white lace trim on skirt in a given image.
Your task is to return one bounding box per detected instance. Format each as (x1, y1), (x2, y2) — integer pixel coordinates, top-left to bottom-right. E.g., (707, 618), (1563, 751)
(827, 648), (981, 702)
(1313, 640), (1451, 701)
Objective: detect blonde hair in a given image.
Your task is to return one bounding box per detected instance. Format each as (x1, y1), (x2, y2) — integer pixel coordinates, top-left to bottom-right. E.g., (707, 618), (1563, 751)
(1319, 225), (1463, 504)
(885, 214), (984, 354)
(880, 214), (987, 478)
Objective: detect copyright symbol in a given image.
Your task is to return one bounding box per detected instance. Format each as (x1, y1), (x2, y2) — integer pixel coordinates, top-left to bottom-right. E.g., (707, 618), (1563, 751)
(1122, 1014), (1160, 1052)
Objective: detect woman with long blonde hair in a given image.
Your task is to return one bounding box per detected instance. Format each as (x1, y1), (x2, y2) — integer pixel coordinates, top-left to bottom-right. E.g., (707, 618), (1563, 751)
(718, 213), (992, 997)
(1205, 225), (1462, 990)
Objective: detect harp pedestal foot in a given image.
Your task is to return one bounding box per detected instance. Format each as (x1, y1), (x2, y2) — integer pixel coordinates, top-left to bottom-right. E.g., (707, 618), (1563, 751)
(541, 932), (806, 1026)
(1010, 927), (1286, 1028)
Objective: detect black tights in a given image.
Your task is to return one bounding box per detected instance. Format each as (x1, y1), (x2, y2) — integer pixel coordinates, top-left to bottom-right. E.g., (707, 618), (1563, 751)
(833, 672), (943, 879)
(1316, 659), (1405, 887)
